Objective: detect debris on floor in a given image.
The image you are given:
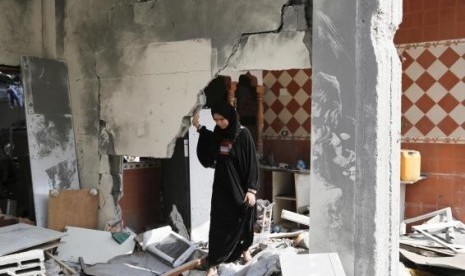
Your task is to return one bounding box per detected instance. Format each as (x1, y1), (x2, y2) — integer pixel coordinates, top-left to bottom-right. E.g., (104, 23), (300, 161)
(0, 223), (66, 256)
(0, 202), (329, 276)
(57, 226), (136, 265)
(400, 207), (465, 275)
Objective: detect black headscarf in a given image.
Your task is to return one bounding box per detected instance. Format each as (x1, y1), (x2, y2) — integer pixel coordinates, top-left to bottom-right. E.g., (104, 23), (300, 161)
(211, 101), (240, 140)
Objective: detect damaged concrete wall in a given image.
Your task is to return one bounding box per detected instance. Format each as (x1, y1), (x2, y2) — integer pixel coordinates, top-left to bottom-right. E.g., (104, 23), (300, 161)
(62, 0), (309, 228)
(97, 39), (212, 157)
(0, 1), (42, 65)
(310, 0), (401, 275)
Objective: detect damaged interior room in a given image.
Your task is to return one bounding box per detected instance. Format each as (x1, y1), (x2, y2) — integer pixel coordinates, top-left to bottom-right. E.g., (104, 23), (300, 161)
(1, 0), (465, 275)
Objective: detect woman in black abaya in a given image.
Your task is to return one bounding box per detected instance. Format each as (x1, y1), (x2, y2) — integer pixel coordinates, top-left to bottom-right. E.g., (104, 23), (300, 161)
(193, 101), (259, 276)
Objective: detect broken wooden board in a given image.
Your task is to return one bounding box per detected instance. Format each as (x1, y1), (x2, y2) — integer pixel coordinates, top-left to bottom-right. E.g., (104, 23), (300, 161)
(280, 253), (346, 276)
(0, 223), (66, 256)
(57, 226), (136, 265)
(48, 189), (98, 231)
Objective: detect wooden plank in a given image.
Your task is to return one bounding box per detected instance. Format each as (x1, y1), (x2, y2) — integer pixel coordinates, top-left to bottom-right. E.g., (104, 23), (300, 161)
(0, 223), (66, 256)
(161, 256), (206, 276)
(48, 189), (98, 231)
(44, 251), (77, 275)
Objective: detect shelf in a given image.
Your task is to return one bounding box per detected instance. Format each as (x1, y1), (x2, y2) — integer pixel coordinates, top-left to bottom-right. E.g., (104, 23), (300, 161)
(259, 164), (310, 174)
(400, 176), (426, 185)
(275, 195), (297, 201)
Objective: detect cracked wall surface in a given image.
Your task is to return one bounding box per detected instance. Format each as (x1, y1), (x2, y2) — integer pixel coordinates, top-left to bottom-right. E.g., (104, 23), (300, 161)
(61, 0), (309, 228)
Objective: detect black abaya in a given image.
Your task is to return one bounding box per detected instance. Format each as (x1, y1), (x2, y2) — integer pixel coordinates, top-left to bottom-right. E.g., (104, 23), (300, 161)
(197, 125), (259, 266)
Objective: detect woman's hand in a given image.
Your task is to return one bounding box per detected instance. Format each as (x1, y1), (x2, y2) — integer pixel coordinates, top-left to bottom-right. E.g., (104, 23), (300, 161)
(192, 112), (200, 129)
(243, 192), (256, 207)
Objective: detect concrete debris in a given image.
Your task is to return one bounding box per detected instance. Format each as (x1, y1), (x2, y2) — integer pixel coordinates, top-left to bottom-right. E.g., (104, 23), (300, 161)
(169, 204), (190, 240)
(400, 207), (465, 273)
(218, 243), (300, 276)
(2, 216), (312, 276)
(280, 252), (345, 276)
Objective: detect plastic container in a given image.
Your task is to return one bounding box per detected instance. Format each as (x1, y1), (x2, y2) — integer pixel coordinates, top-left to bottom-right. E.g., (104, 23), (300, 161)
(400, 149), (421, 182)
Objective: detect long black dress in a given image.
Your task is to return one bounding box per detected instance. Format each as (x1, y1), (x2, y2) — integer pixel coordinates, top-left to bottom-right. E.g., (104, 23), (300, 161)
(197, 125), (259, 266)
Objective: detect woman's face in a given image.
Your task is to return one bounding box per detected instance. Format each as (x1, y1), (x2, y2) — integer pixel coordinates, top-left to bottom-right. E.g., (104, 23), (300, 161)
(213, 113), (229, 129)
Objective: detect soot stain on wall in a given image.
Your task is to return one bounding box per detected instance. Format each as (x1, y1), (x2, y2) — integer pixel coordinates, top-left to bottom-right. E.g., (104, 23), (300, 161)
(34, 116), (71, 157)
(45, 160), (77, 189)
(4, 1), (36, 49)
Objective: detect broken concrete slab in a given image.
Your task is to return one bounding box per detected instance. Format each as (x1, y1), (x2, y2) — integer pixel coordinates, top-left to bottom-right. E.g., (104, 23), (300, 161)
(98, 39), (212, 158)
(0, 223), (66, 256)
(82, 251), (171, 276)
(280, 252), (346, 276)
(57, 226), (136, 265)
(82, 249), (207, 276)
(400, 248), (465, 271)
(224, 31), (311, 72)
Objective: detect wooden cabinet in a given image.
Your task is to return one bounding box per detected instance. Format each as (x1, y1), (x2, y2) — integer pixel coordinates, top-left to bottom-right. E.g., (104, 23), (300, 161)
(265, 168), (310, 224)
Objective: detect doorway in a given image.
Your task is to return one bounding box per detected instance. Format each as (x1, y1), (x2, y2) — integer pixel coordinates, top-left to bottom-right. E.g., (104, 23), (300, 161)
(0, 64), (34, 222)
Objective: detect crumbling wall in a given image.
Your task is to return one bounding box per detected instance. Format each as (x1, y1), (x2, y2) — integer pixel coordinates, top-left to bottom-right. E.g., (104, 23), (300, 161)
(0, 1), (42, 65)
(62, 0), (310, 228)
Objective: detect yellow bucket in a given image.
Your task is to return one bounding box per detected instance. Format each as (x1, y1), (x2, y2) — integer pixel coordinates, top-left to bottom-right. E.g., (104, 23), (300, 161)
(400, 149), (421, 182)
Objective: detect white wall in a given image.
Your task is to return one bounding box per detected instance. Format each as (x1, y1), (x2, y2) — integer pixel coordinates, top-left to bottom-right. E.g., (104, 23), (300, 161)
(189, 109), (215, 242)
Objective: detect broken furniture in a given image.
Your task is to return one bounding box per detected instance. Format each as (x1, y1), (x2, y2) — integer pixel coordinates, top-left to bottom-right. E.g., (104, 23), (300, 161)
(400, 207), (454, 235)
(139, 225), (196, 267)
(260, 166), (310, 224)
(82, 225), (205, 276)
(400, 207), (465, 273)
(256, 199), (274, 234)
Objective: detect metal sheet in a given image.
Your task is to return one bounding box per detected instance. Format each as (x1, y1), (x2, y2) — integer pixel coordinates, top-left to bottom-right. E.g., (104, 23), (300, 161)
(22, 56), (71, 115)
(21, 56), (79, 227)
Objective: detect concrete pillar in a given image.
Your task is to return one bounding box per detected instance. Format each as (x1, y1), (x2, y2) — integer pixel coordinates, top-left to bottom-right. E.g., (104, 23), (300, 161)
(310, 0), (402, 275)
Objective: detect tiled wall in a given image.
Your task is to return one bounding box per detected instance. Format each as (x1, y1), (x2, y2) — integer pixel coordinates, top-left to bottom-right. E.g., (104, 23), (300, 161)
(402, 143), (465, 222)
(399, 40), (465, 143)
(395, 0), (465, 44)
(262, 69), (311, 167)
(398, 0), (465, 224)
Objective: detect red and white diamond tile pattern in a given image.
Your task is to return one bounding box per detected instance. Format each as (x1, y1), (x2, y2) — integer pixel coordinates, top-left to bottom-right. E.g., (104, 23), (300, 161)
(263, 69), (311, 139)
(399, 40), (465, 143)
